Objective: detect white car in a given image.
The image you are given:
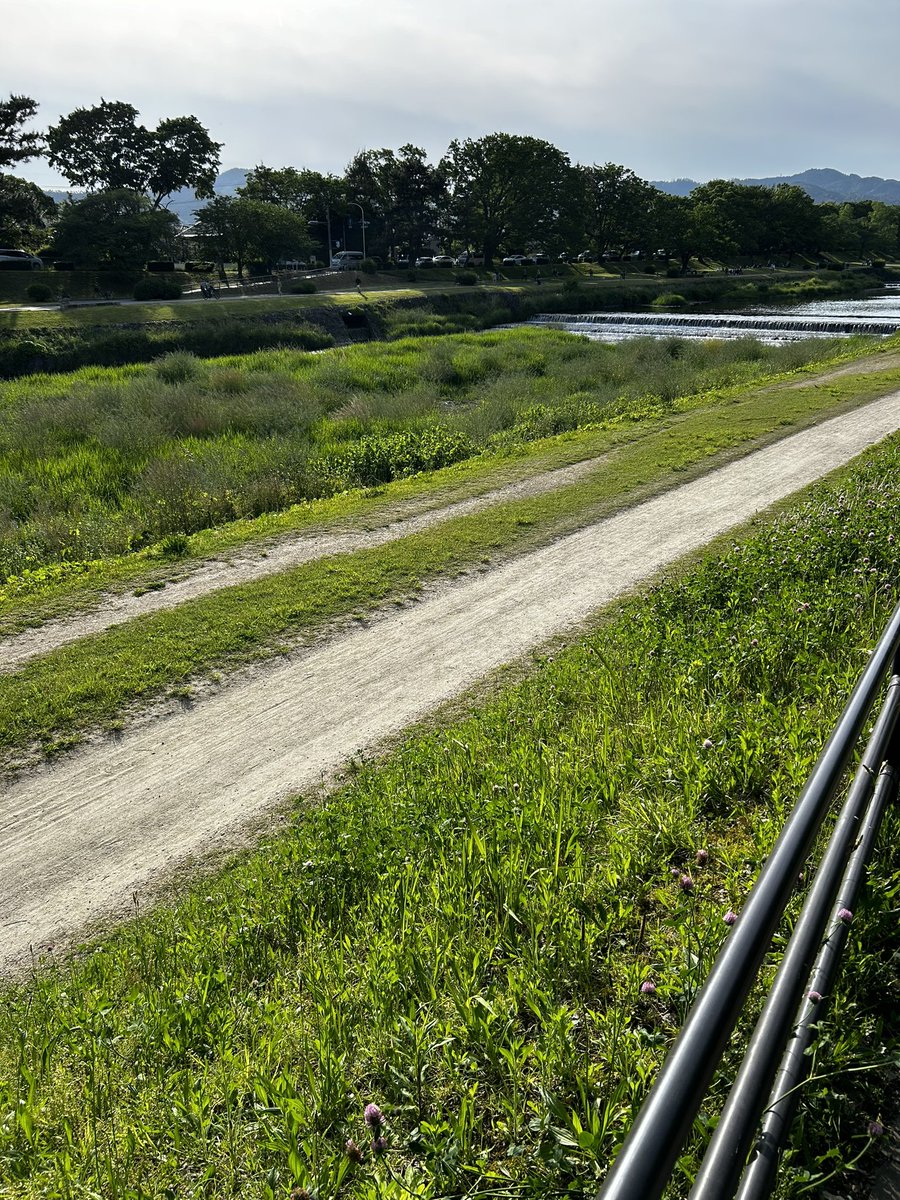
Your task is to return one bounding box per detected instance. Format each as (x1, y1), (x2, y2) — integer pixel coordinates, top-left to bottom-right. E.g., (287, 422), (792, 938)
(432, 255), (455, 268)
(0, 248), (42, 270)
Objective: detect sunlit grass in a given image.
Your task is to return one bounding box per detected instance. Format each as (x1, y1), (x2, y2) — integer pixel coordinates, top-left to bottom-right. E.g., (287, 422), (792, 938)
(0, 433), (897, 1199)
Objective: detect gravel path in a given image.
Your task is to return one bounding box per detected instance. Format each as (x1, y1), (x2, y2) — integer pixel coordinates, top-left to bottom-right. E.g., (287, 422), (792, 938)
(0, 454), (605, 674)
(2, 391), (900, 971)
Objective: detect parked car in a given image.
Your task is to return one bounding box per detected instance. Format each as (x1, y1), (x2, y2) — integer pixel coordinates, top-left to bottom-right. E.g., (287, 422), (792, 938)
(531, 253), (550, 264)
(415, 257), (435, 268)
(502, 255), (528, 266)
(0, 248), (42, 270)
(455, 252), (484, 267)
(576, 251), (594, 263)
(432, 255), (455, 268)
(330, 250), (365, 270)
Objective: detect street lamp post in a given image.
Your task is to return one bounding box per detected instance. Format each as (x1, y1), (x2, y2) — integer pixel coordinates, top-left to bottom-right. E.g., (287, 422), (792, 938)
(349, 202), (366, 261)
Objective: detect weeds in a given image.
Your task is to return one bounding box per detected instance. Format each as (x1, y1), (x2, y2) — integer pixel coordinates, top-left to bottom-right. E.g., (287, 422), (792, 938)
(0, 329), (869, 582)
(0, 432), (898, 1198)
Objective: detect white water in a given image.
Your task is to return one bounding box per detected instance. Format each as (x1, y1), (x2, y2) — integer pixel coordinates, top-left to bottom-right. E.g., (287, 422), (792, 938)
(525, 292), (900, 344)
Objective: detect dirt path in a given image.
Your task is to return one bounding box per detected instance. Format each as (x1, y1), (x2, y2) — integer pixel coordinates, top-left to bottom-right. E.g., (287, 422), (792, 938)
(2, 392), (900, 972)
(0, 455), (606, 674)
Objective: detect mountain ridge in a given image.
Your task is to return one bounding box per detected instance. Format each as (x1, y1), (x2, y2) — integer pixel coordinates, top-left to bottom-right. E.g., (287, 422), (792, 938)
(651, 167), (900, 204)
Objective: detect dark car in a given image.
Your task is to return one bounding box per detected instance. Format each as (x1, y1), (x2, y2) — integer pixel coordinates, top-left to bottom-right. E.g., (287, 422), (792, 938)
(0, 248), (42, 270)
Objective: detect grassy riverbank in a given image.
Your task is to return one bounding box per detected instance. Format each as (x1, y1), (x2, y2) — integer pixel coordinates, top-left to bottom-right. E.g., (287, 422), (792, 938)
(0, 429), (897, 1199)
(0, 327), (866, 583)
(2, 340), (900, 769)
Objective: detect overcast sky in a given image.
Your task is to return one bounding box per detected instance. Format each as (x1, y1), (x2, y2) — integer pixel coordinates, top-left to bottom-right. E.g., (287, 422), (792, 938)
(9, 0), (900, 190)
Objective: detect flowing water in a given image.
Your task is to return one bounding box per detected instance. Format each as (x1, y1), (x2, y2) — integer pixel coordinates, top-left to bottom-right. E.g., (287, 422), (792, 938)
(523, 291), (900, 344)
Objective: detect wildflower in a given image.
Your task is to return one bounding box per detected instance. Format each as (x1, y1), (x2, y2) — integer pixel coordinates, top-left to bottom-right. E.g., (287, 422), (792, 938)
(750, 638), (758, 647)
(807, 990), (823, 1003)
(867, 1120), (885, 1137)
(345, 1139), (364, 1163)
(702, 738), (714, 750)
(371, 1135), (388, 1156)
(723, 910), (738, 926)
(364, 1103), (384, 1130)
(640, 979), (657, 995)
(797, 601), (810, 612)
(837, 907), (854, 924)
(680, 874), (694, 892)
(695, 849), (709, 866)
(290, 1189), (310, 1200)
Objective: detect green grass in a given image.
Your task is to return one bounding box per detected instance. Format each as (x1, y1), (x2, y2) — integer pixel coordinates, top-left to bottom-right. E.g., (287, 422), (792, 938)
(2, 344), (900, 768)
(0, 326), (882, 586)
(1, 429), (897, 1199)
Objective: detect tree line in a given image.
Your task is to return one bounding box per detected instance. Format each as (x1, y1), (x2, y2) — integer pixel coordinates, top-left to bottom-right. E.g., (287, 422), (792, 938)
(2, 95), (900, 273)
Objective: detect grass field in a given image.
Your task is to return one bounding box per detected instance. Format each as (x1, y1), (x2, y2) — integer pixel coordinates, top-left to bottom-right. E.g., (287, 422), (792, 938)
(0, 427), (896, 1199)
(0, 328), (870, 584)
(3, 336), (900, 768)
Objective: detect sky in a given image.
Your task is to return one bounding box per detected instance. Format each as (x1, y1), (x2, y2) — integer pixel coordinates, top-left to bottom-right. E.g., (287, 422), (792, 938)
(9, 0), (900, 190)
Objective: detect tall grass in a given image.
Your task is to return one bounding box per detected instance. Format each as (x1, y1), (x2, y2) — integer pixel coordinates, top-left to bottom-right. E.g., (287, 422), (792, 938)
(0, 330), (851, 580)
(0, 433), (897, 1199)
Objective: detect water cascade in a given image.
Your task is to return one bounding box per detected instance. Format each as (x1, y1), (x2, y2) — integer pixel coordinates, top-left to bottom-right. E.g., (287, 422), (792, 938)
(526, 311), (900, 344)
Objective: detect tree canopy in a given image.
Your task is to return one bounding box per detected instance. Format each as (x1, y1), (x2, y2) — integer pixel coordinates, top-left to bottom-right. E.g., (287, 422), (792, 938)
(193, 196), (312, 277)
(0, 175), (56, 249)
(46, 101), (221, 207)
(0, 95), (43, 169)
(51, 190), (178, 268)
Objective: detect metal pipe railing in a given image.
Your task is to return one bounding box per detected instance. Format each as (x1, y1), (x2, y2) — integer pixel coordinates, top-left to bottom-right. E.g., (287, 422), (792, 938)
(597, 599), (900, 1200)
(736, 758), (898, 1200)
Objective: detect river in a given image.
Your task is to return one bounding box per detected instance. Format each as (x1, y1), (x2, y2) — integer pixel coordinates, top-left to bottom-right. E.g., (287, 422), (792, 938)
(523, 288), (900, 344)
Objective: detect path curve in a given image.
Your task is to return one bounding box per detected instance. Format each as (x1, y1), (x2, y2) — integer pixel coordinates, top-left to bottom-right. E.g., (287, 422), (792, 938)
(0, 455), (605, 673)
(2, 391), (900, 971)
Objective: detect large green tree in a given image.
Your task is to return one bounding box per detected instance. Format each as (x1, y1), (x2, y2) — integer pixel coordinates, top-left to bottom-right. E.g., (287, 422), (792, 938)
(0, 95), (43, 169)
(239, 167), (345, 259)
(442, 133), (573, 266)
(579, 163), (656, 256)
(46, 101), (221, 208)
(50, 190), (178, 268)
(343, 145), (446, 262)
(193, 196), (312, 277)
(0, 175), (56, 249)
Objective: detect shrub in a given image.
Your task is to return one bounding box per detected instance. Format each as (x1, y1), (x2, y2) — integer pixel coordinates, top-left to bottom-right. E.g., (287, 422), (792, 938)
(145, 261), (176, 273)
(25, 283), (53, 302)
(155, 532), (191, 557)
(455, 270), (479, 286)
(153, 352), (201, 385)
(289, 280), (317, 294)
(666, 266), (682, 277)
(133, 278), (183, 301)
(360, 258), (378, 275)
(652, 292), (689, 307)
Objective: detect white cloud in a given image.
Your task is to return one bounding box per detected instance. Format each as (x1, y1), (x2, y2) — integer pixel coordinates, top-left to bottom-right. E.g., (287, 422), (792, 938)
(8, 0), (900, 185)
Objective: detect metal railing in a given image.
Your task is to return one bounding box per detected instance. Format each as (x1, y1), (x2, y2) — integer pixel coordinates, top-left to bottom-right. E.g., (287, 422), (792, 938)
(598, 599), (900, 1200)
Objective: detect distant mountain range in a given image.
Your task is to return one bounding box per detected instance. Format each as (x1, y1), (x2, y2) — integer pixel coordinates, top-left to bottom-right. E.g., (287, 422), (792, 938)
(43, 166), (900, 224)
(43, 167), (247, 225)
(651, 168), (900, 205)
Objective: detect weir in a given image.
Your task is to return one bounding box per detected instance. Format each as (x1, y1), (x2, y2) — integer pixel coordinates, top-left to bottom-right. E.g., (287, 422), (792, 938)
(528, 311), (900, 341)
